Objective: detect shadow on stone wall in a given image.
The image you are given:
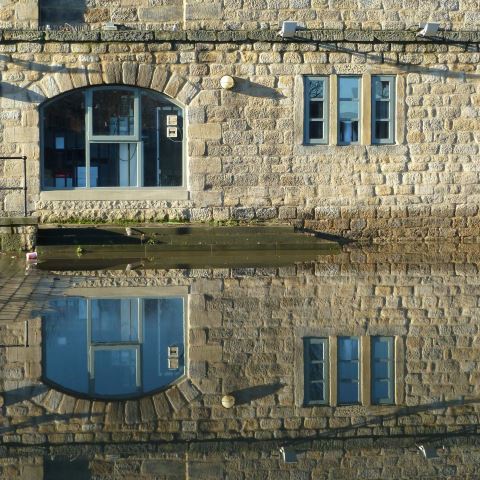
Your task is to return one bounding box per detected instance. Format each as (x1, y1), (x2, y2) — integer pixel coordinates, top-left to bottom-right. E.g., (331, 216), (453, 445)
(231, 382), (284, 405)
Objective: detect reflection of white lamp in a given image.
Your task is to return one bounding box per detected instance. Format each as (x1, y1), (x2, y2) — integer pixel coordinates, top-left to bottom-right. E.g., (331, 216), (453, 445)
(220, 75), (235, 90)
(280, 447), (298, 463)
(417, 445), (439, 459)
(221, 395), (235, 408)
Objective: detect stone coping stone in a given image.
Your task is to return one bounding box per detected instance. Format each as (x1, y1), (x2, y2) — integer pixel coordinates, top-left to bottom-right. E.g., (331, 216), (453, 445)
(0, 29), (478, 44)
(0, 216), (38, 226)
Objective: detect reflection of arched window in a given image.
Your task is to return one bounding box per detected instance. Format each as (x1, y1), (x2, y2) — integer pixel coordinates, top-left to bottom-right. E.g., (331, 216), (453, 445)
(43, 293), (186, 399)
(41, 86), (184, 189)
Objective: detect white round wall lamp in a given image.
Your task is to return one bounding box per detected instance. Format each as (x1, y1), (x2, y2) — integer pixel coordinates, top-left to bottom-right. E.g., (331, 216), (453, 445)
(220, 75), (235, 90)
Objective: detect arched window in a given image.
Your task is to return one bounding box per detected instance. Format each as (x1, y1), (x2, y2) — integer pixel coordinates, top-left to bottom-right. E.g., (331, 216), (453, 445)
(41, 86), (184, 189)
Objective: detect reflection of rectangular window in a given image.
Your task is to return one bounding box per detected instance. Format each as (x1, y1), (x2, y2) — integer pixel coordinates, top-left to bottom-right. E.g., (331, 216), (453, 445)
(304, 337), (329, 405)
(371, 336), (394, 404)
(304, 77), (328, 144)
(338, 76), (361, 145)
(372, 76), (395, 144)
(338, 336), (360, 404)
(91, 299), (139, 343)
(40, 0), (85, 26)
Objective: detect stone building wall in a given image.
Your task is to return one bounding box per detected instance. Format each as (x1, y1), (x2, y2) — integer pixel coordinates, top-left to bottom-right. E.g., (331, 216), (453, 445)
(0, 30), (478, 240)
(1, 245), (480, 448)
(2, 0), (480, 30)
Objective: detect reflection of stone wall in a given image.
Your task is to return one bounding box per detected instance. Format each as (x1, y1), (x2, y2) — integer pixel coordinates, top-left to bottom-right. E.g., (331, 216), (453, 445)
(3, 438), (480, 479)
(1, 245), (480, 448)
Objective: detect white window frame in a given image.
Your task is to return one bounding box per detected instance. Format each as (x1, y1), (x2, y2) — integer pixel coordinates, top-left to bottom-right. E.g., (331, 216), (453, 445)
(304, 76), (329, 145)
(40, 86), (185, 191)
(304, 337), (329, 405)
(371, 75), (396, 145)
(337, 76), (361, 146)
(371, 336), (395, 405)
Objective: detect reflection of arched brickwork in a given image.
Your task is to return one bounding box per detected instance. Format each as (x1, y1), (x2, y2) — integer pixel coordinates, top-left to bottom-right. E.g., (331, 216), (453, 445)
(32, 63), (201, 106)
(32, 378), (201, 425)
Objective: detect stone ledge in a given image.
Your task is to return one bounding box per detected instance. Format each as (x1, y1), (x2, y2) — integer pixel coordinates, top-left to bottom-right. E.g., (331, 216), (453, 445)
(0, 217), (38, 226)
(0, 29), (478, 44)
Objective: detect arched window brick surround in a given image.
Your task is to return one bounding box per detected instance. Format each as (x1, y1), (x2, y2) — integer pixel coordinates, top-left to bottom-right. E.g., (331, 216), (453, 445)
(31, 63), (201, 107)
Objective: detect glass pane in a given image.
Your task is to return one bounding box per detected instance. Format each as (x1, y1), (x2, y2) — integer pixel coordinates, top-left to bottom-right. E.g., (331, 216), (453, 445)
(91, 299), (139, 343)
(372, 380), (390, 403)
(142, 298), (185, 391)
(92, 89), (135, 136)
(309, 341), (324, 361)
(309, 121), (324, 140)
(339, 77), (359, 100)
(90, 143), (138, 187)
(309, 382), (325, 402)
(338, 337), (359, 361)
(40, 1), (85, 25)
(94, 349), (137, 396)
(373, 361), (390, 379)
(310, 363), (324, 381)
(375, 121), (390, 140)
(339, 381), (359, 404)
(339, 101), (359, 120)
(43, 91), (86, 188)
(44, 297), (88, 394)
(375, 101), (389, 119)
(376, 80), (390, 99)
(142, 93), (183, 187)
(339, 361), (359, 380)
(339, 120), (359, 144)
(309, 80), (324, 99)
(310, 101), (324, 118)
(372, 338), (390, 359)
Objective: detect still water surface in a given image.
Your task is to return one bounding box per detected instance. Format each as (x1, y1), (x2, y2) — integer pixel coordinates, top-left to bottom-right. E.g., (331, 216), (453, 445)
(1, 244), (479, 479)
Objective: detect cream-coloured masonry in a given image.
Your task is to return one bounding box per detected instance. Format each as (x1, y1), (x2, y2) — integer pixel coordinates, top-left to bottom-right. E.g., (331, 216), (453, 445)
(3, 0), (480, 31)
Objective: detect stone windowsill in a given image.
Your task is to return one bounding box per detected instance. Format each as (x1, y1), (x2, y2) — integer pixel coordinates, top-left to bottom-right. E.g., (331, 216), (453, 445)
(39, 188), (189, 202)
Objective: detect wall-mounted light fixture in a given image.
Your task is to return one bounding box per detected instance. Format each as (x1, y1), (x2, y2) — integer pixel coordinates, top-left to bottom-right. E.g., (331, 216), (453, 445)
(278, 21), (298, 38)
(220, 75), (235, 90)
(417, 22), (440, 37)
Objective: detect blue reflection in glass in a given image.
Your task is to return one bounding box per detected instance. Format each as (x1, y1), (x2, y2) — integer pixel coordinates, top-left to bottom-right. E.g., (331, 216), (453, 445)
(338, 336), (360, 404)
(43, 296), (185, 399)
(338, 77), (360, 144)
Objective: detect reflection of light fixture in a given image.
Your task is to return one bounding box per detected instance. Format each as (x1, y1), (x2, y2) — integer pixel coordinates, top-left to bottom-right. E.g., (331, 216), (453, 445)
(278, 21), (298, 38)
(221, 395), (235, 408)
(417, 22), (440, 37)
(417, 444), (439, 459)
(220, 75), (235, 90)
(280, 447), (297, 463)
(103, 21), (118, 31)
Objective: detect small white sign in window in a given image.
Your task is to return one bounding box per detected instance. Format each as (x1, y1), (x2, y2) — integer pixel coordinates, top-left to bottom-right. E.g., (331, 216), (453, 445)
(167, 127), (178, 138)
(166, 115), (178, 126)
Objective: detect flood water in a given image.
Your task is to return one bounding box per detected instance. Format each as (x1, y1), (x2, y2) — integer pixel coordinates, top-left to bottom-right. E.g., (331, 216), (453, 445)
(1, 243), (480, 479)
